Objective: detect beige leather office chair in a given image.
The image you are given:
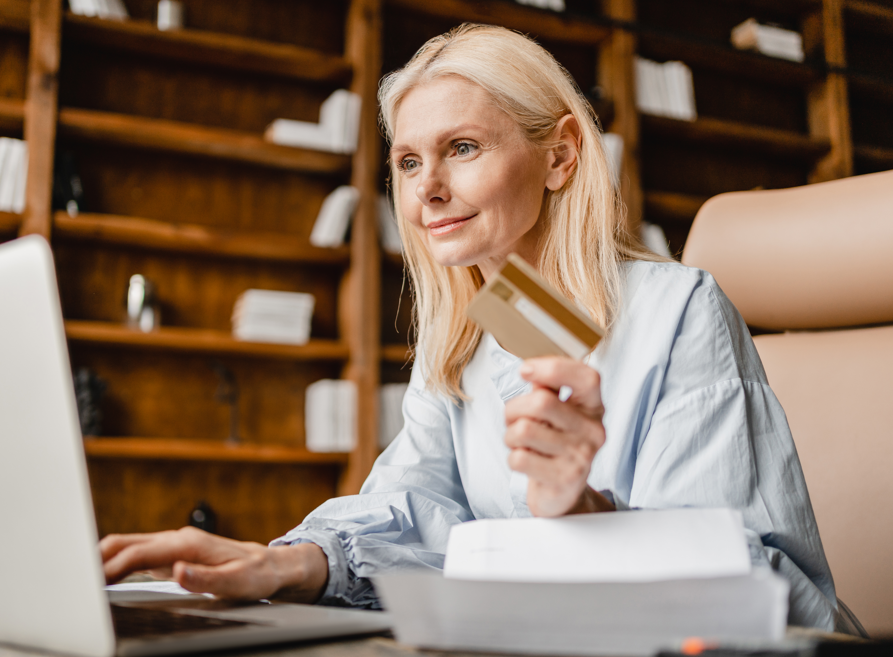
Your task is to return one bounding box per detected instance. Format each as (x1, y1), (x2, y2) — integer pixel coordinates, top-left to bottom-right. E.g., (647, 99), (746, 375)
(682, 170), (893, 637)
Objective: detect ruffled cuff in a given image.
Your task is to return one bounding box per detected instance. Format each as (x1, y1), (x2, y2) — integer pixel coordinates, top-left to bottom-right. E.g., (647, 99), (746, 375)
(269, 528), (380, 609)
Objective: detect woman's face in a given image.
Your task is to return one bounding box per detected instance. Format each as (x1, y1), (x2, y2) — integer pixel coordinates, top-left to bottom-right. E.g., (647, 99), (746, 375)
(391, 76), (553, 280)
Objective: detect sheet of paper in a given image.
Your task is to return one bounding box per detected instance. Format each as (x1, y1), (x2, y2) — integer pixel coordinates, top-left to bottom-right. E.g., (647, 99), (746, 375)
(374, 570), (789, 657)
(444, 507), (751, 582)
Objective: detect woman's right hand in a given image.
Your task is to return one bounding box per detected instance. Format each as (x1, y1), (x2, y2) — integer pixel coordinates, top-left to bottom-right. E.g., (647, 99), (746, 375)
(100, 526), (328, 602)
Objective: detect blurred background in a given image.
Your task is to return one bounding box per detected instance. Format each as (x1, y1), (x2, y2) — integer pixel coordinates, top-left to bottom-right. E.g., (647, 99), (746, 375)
(0, 0), (889, 630)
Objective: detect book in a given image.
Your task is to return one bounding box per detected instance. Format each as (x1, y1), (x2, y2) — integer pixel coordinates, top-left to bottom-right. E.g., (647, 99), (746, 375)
(601, 132), (623, 188)
(232, 289), (315, 345)
(635, 58), (697, 122)
(309, 185), (360, 248)
(0, 138), (27, 213)
(305, 379), (357, 452)
(69, 0), (129, 20)
(515, 0), (565, 11)
(731, 19), (804, 62)
(265, 90), (362, 154)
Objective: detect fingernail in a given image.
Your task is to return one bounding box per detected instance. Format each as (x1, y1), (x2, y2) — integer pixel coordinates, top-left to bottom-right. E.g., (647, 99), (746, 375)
(183, 566), (193, 579)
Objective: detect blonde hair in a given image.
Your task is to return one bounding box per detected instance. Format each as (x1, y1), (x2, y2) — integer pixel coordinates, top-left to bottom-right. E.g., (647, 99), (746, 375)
(379, 24), (661, 400)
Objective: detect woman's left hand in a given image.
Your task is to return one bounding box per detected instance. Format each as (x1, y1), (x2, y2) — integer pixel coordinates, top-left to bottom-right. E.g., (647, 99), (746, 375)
(505, 356), (615, 517)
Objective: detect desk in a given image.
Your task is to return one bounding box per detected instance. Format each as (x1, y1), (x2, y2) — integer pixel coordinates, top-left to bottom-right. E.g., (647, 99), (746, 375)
(0, 630), (868, 657)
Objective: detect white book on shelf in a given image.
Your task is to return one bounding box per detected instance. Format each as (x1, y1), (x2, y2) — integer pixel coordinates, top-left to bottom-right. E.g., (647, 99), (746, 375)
(68, 0), (98, 16)
(679, 61), (698, 121)
(731, 19), (803, 62)
(0, 138), (23, 212)
(309, 185), (360, 248)
(668, 61), (697, 122)
(653, 64), (673, 116)
(515, 0), (565, 11)
(634, 57), (653, 115)
(12, 140), (27, 214)
(376, 194), (403, 254)
(305, 379), (356, 452)
(265, 90), (362, 154)
(0, 138), (11, 211)
(664, 62), (685, 120)
(601, 132), (623, 188)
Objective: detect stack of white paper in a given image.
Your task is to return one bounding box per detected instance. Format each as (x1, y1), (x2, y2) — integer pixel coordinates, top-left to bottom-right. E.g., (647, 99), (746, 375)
(635, 58), (697, 121)
(379, 382), (408, 449)
(265, 90), (362, 154)
(731, 19), (804, 62)
(515, 0), (565, 11)
(376, 509), (789, 656)
(232, 289), (314, 345)
(0, 138), (28, 214)
(310, 186), (360, 248)
(305, 379), (356, 452)
(68, 0), (128, 20)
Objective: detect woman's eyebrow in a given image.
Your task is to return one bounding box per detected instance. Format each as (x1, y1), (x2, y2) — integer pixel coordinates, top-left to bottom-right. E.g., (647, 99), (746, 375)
(390, 123), (488, 158)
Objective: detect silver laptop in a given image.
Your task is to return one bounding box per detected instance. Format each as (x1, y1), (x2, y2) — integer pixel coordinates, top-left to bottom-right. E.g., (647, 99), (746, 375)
(0, 236), (391, 657)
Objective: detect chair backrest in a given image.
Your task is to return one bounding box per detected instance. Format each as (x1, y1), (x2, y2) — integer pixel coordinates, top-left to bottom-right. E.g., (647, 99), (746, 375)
(682, 170), (893, 636)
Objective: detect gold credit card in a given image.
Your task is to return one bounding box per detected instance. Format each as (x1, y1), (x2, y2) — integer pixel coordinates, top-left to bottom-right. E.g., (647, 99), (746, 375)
(467, 254), (603, 360)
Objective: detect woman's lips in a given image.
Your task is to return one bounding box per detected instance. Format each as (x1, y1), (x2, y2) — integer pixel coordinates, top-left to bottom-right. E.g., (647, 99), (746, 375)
(428, 215), (474, 236)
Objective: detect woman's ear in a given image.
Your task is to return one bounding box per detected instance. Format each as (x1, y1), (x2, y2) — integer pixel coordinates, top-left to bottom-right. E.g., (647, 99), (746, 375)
(544, 113), (582, 192)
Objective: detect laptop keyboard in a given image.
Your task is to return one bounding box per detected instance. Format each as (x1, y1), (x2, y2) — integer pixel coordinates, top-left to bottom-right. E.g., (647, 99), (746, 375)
(111, 604), (252, 639)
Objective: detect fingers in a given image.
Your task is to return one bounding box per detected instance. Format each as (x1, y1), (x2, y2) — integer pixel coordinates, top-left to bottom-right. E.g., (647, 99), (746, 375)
(505, 416), (601, 457)
(172, 557), (276, 600)
(519, 357), (603, 416)
(505, 386), (592, 435)
(102, 526), (235, 585)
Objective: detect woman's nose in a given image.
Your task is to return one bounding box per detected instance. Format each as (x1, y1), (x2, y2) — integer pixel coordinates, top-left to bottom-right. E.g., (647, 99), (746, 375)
(415, 163), (450, 206)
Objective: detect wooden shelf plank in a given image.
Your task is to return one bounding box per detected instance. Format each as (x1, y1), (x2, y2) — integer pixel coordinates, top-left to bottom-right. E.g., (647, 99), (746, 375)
(644, 190), (710, 223)
(54, 212), (351, 265)
(65, 320), (350, 361)
(83, 437), (349, 465)
(0, 97), (25, 130)
(846, 1), (893, 34)
(853, 143), (893, 168)
(387, 0), (610, 46)
(0, 0), (30, 32)
(0, 210), (21, 233)
(63, 13), (353, 84)
(641, 114), (831, 161)
(381, 343), (412, 363)
(847, 71), (893, 105)
(56, 108), (351, 175)
(639, 31), (820, 87)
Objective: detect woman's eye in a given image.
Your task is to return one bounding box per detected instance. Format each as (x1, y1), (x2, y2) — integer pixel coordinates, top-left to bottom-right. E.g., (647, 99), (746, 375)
(455, 142), (475, 156)
(398, 158), (419, 172)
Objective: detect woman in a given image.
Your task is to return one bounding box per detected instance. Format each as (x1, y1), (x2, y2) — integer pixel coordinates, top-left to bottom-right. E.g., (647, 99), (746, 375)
(102, 24), (846, 631)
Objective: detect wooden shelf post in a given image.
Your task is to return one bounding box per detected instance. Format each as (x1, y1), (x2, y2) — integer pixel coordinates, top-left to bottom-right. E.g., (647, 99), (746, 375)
(600, 0), (643, 233)
(19, 0), (61, 240)
(805, 0), (853, 182)
(340, 0), (383, 496)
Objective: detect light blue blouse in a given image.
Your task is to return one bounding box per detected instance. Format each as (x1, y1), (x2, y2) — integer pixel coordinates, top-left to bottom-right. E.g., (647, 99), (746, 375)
(272, 260), (840, 630)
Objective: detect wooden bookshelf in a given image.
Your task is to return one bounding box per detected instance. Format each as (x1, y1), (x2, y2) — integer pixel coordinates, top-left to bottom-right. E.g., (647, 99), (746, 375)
(387, 0), (611, 45)
(638, 31), (821, 87)
(0, 97), (24, 130)
(0, 211), (21, 233)
(845, 0), (893, 32)
(381, 343), (412, 363)
(56, 108), (351, 175)
(853, 144), (893, 169)
(641, 115), (831, 161)
(0, 0), (29, 32)
(643, 191), (710, 223)
(54, 212), (351, 264)
(62, 13), (354, 84)
(83, 437), (349, 465)
(65, 320), (349, 361)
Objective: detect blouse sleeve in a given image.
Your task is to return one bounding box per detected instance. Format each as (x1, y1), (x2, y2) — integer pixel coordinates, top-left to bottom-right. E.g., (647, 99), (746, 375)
(270, 362), (474, 608)
(626, 275), (838, 630)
